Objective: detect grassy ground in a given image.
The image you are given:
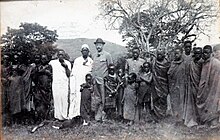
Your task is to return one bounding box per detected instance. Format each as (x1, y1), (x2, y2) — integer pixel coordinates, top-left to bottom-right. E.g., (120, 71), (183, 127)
(2, 117), (220, 140)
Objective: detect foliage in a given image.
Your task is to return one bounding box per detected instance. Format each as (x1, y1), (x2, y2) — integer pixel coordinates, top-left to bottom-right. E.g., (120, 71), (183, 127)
(1, 22), (58, 64)
(99, 0), (217, 53)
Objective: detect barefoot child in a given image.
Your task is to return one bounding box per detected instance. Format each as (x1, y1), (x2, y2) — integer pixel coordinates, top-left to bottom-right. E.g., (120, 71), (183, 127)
(122, 73), (138, 125)
(103, 64), (120, 120)
(80, 73), (93, 125)
(137, 61), (154, 122)
(49, 74), (94, 130)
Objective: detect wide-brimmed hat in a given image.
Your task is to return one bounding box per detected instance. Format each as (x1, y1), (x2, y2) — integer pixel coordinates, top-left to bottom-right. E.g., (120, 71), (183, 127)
(94, 38), (105, 44)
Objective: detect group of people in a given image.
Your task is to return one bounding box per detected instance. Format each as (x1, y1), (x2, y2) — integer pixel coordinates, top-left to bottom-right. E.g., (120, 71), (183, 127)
(2, 38), (220, 130)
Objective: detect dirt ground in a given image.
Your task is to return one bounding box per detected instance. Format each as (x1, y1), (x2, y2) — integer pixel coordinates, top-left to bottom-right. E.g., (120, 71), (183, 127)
(2, 117), (220, 140)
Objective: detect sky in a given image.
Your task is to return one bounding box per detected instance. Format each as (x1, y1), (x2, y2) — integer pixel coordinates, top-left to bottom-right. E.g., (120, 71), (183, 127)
(0, 0), (126, 45)
(1, 0), (220, 46)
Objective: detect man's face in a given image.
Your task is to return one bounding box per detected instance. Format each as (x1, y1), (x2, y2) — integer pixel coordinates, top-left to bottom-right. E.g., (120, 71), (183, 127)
(58, 51), (64, 59)
(174, 49), (182, 61)
(95, 43), (104, 52)
(156, 49), (165, 61)
(41, 55), (48, 65)
(132, 49), (140, 60)
(202, 48), (212, 60)
(184, 43), (192, 54)
(143, 63), (150, 73)
(193, 48), (202, 61)
(81, 49), (89, 58)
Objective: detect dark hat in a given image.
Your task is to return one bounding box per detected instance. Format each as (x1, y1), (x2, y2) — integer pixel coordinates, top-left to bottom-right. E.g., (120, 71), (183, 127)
(94, 38), (105, 44)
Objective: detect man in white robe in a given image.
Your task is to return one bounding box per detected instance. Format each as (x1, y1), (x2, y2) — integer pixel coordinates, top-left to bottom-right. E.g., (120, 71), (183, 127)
(49, 50), (71, 120)
(69, 44), (93, 119)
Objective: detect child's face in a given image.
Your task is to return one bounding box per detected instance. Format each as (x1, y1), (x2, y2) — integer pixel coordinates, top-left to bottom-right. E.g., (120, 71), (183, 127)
(143, 63), (150, 73)
(108, 66), (115, 75)
(128, 74), (135, 83)
(86, 75), (92, 84)
(174, 49), (182, 61)
(118, 69), (123, 76)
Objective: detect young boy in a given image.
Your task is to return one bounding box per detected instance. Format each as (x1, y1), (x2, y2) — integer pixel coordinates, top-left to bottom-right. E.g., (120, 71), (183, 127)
(103, 64), (120, 120)
(137, 61), (154, 122)
(48, 74), (94, 131)
(122, 73), (138, 125)
(80, 73), (93, 125)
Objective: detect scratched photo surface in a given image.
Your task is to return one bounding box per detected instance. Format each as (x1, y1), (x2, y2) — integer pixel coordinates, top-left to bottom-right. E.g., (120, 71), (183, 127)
(1, 0), (220, 140)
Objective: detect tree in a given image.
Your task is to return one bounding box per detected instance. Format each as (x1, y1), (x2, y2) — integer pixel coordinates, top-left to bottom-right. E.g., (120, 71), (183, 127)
(98, 0), (217, 53)
(1, 22), (58, 64)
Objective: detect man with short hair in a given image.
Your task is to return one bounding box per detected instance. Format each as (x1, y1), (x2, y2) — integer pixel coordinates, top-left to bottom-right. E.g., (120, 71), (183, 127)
(33, 54), (52, 122)
(152, 47), (170, 121)
(197, 45), (220, 128)
(49, 50), (71, 120)
(69, 44), (93, 119)
(181, 40), (199, 127)
(183, 40), (192, 57)
(91, 38), (113, 122)
(168, 47), (185, 123)
(125, 47), (145, 122)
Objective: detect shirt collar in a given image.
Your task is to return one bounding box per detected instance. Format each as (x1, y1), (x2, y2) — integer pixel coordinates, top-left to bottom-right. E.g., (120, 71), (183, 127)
(97, 51), (104, 57)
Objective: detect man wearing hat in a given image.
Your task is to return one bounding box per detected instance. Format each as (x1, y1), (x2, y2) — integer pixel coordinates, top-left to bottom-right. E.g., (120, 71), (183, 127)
(91, 38), (113, 122)
(69, 44), (93, 119)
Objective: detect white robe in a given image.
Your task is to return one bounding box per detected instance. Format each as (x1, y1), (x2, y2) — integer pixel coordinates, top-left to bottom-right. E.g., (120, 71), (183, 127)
(69, 56), (93, 119)
(49, 59), (71, 120)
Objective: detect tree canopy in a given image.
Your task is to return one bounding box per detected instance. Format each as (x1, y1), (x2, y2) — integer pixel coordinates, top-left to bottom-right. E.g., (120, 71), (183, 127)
(99, 0), (217, 53)
(1, 22), (58, 65)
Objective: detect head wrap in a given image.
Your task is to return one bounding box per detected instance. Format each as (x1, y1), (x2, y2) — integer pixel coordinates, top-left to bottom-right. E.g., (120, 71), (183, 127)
(81, 44), (90, 51)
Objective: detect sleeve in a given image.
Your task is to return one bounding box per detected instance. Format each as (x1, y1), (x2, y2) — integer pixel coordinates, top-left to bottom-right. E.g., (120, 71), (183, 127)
(71, 58), (77, 77)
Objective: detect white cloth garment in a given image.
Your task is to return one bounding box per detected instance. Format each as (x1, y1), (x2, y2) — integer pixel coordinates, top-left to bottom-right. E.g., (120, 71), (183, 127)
(49, 59), (71, 120)
(69, 56), (93, 119)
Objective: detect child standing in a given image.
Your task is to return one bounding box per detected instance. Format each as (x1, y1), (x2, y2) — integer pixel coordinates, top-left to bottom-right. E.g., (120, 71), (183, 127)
(80, 73), (93, 125)
(103, 64), (120, 120)
(122, 73), (138, 125)
(137, 61), (154, 122)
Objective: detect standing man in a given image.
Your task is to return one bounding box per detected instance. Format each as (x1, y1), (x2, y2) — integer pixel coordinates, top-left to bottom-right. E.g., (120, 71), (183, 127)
(91, 38), (113, 122)
(197, 45), (220, 128)
(182, 41), (198, 127)
(125, 47), (145, 122)
(33, 54), (53, 122)
(152, 47), (170, 121)
(167, 47), (185, 123)
(49, 50), (71, 120)
(69, 44), (93, 119)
